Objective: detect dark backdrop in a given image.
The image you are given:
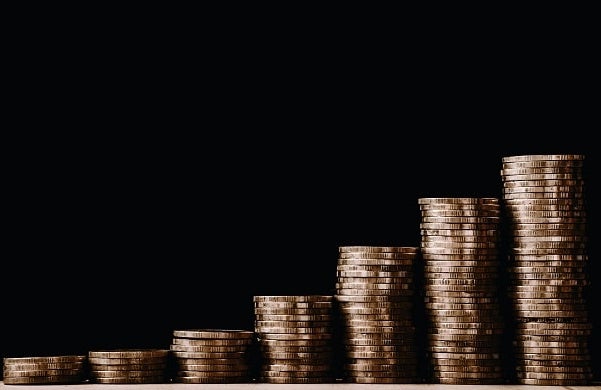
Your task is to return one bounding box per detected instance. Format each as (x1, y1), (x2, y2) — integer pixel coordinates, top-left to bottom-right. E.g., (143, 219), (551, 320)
(2, 24), (598, 379)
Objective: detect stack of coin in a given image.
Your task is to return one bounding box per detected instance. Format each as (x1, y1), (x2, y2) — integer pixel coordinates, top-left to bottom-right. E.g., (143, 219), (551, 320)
(88, 349), (169, 384)
(3, 355), (86, 385)
(336, 246), (419, 384)
(501, 154), (592, 386)
(254, 295), (335, 383)
(170, 329), (253, 384)
(419, 198), (505, 385)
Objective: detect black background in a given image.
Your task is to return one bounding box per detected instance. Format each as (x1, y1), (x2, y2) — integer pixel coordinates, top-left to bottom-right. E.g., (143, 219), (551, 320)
(2, 15), (599, 382)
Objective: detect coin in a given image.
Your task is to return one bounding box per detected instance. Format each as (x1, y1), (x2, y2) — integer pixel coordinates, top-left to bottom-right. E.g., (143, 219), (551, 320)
(421, 210), (501, 217)
(337, 264), (413, 271)
(260, 377), (335, 383)
(253, 295), (333, 303)
(418, 198), (499, 205)
(88, 364), (166, 371)
(3, 369), (84, 378)
(254, 301), (332, 309)
(3, 362), (84, 371)
(338, 253), (417, 260)
(339, 246), (418, 253)
(171, 351), (247, 359)
(87, 357), (168, 365)
(254, 308), (332, 315)
(3, 356), (86, 365)
(91, 370), (166, 378)
(2, 376), (85, 385)
(172, 338), (252, 346)
(261, 370), (333, 378)
(502, 155), (585, 163)
(175, 377), (248, 383)
(502, 160), (584, 169)
(257, 333), (333, 341)
(336, 288), (413, 296)
(88, 349), (169, 359)
(93, 376), (166, 384)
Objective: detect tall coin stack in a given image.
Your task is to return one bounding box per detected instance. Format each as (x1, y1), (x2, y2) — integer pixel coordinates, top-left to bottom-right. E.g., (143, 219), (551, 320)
(336, 246), (419, 384)
(501, 154), (592, 385)
(3, 355), (86, 385)
(171, 329), (254, 383)
(254, 295), (335, 383)
(419, 198), (505, 384)
(88, 349), (169, 384)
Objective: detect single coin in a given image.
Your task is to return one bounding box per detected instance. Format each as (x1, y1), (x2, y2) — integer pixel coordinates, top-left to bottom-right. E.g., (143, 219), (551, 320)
(175, 377), (249, 384)
(87, 357), (167, 365)
(2, 376), (84, 385)
(339, 246), (418, 253)
(3, 369), (83, 378)
(2, 362), (84, 371)
(88, 364), (166, 371)
(93, 376), (166, 384)
(260, 377), (335, 384)
(418, 198), (499, 205)
(91, 370), (166, 378)
(172, 338), (252, 346)
(3, 356), (86, 365)
(170, 344), (248, 353)
(257, 333), (333, 341)
(170, 351), (247, 359)
(502, 160), (584, 169)
(253, 296), (333, 303)
(338, 253), (417, 260)
(88, 349), (169, 359)
(502, 155), (585, 163)
(254, 308), (332, 315)
(254, 301), (332, 309)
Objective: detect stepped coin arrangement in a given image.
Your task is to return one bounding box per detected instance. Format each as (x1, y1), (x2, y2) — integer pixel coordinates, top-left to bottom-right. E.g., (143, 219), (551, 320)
(502, 154), (592, 385)
(88, 349), (169, 384)
(335, 246), (419, 384)
(2, 355), (86, 385)
(254, 295), (336, 383)
(171, 329), (253, 383)
(419, 198), (505, 384)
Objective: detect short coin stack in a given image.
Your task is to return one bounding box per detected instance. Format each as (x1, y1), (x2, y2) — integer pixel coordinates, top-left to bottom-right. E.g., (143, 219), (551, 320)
(336, 246), (419, 384)
(419, 198), (505, 384)
(501, 154), (592, 385)
(254, 295), (335, 383)
(88, 349), (169, 384)
(2, 355), (86, 385)
(170, 329), (253, 383)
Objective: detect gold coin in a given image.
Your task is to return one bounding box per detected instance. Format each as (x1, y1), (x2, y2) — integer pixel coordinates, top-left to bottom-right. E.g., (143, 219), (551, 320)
(510, 229), (586, 237)
(335, 294), (413, 302)
(429, 352), (500, 360)
(502, 155), (585, 163)
(503, 185), (584, 194)
(93, 376), (165, 384)
(518, 340), (589, 348)
(87, 357), (167, 365)
(502, 160), (584, 169)
(253, 296), (333, 303)
(424, 266), (498, 273)
(503, 192), (584, 200)
(255, 314), (331, 322)
(337, 270), (412, 277)
(175, 370), (248, 378)
(418, 198), (499, 205)
(515, 358), (591, 367)
(175, 377), (248, 383)
(420, 204), (500, 211)
(255, 327), (332, 334)
(345, 377), (419, 384)
(502, 173), (583, 181)
(515, 329), (591, 337)
(173, 358), (249, 365)
(504, 179), (583, 187)
(338, 252), (417, 260)
(425, 296), (498, 304)
(511, 248), (587, 255)
(2, 376), (84, 385)
(344, 363), (417, 371)
(3, 356), (86, 365)
(421, 242), (498, 249)
(421, 210), (501, 217)
(429, 358), (501, 366)
(170, 345), (248, 353)
(423, 260), (500, 266)
(261, 371), (333, 378)
(3, 369), (83, 378)
(257, 333), (333, 341)
(345, 358), (417, 365)
(254, 301), (332, 309)
(254, 308), (332, 315)
(260, 377), (334, 384)
(88, 349), (169, 359)
(420, 223), (499, 231)
(421, 230), (498, 237)
(421, 217), (499, 224)
(260, 358), (332, 365)
(263, 364), (332, 371)
(432, 371), (503, 380)
(336, 288), (413, 296)
(172, 338), (252, 346)
(2, 362), (84, 371)
(516, 371), (591, 380)
(339, 246), (418, 253)
(336, 265), (412, 272)
(343, 338), (415, 346)
(91, 370), (166, 378)
(89, 364), (166, 371)
(171, 351), (247, 359)
(176, 364), (249, 371)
